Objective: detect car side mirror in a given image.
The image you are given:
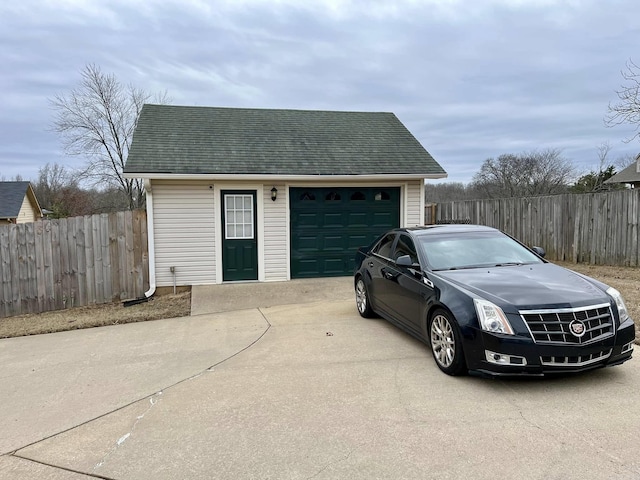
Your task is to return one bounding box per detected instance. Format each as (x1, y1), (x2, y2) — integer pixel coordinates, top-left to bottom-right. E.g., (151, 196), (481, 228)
(396, 255), (420, 268)
(531, 246), (546, 258)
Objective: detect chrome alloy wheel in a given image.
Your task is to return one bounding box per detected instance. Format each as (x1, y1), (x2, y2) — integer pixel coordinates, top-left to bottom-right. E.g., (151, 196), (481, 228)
(355, 279), (367, 314)
(430, 313), (456, 368)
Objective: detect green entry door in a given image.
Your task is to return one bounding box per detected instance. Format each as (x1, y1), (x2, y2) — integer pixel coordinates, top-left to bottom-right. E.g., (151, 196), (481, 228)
(221, 191), (258, 281)
(290, 187), (400, 278)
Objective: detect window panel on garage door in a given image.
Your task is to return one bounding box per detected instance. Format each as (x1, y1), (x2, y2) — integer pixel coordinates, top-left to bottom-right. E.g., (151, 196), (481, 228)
(290, 187), (400, 278)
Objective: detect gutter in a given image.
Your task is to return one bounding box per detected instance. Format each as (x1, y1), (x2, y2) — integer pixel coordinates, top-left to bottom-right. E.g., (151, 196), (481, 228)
(123, 172), (448, 181)
(144, 178), (156, 298)
(123, 180), (155, 307)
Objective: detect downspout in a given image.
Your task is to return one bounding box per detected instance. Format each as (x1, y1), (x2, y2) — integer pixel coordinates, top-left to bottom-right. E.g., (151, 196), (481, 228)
(144, 178), (156, 298)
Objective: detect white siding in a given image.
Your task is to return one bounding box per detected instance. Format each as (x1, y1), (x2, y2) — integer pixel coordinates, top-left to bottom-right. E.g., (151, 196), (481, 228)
(263, 184), (288, 281)
(152, 180), (216, 286)
(17, 196), (37, 223)
(149, 178), (425, 285)
(405, 180), (423, 226)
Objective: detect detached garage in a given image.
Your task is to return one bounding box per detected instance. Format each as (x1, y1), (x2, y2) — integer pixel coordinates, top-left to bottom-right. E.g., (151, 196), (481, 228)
(123, 104), (446, 289)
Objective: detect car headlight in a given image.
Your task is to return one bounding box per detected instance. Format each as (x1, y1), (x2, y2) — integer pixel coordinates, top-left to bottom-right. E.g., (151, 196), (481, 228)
(474, 298), (515, 335)
(607, 287), (630, 324)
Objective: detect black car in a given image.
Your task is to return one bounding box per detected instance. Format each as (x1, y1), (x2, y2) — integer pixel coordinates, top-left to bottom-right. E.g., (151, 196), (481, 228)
(353, 225), (635, 377)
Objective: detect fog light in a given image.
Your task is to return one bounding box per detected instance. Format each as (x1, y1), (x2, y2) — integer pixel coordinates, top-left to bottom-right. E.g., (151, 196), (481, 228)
(622, 342), (634, 354)
(485, 350), (527, 366)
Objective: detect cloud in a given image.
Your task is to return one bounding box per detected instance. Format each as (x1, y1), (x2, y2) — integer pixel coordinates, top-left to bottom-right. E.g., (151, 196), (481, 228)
(0, 0), (638, 183)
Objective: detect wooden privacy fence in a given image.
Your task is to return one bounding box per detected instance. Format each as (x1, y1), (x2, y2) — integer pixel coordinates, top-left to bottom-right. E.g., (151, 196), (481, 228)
(0, 210), (149, 318)
(435, 189), (640, 267)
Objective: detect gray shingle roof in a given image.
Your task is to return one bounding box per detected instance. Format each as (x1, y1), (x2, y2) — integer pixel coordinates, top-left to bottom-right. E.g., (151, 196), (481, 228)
(124, 105), (446, 177)
(0, 181), (31, 219)
(604, 156), (640, 184)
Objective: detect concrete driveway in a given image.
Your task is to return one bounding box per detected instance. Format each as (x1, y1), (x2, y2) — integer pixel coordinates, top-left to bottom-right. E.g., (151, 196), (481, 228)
(1, 278), (639, 479)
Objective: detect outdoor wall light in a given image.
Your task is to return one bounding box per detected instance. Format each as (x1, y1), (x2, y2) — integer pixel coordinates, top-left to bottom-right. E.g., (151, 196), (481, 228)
(271, 187), (278, 201)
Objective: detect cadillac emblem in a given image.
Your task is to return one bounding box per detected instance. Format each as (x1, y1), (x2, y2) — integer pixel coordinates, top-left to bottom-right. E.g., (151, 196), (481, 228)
(569, 320), (586, 338)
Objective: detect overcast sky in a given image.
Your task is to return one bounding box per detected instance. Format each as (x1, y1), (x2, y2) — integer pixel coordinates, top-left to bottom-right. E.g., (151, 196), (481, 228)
(1, 0), (638, 185)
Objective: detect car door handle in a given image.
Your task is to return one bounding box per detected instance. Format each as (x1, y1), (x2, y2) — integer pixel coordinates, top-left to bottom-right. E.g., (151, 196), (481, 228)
(382, 269), (396, 280)
(368, 262), (374, 268)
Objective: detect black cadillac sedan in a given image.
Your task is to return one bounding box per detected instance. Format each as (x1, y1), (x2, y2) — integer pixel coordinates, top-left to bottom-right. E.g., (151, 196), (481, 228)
(354, 225), (635, 377)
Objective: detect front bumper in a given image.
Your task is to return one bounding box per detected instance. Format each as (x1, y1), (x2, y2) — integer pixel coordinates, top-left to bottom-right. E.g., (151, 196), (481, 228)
(465, 319), (636, 377)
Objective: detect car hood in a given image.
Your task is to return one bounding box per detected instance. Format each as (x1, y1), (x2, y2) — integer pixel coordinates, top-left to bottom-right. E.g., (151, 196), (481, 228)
(436, 263), (610, 311)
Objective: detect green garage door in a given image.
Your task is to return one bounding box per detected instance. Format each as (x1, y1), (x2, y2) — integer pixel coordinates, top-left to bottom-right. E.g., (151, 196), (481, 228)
(290, 187), (400, 278)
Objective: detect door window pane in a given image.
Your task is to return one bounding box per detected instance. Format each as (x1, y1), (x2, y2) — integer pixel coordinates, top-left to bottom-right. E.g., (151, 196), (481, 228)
(394, 234), (418, 263)
(225, 194), (254, 239)
(373, 234), (395, 259)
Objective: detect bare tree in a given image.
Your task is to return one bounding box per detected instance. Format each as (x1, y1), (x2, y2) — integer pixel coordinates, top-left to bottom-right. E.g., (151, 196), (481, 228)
(470, 149), (574, 198)
(595, 141), (612, 170)
(570, 141), (618, 193)
(570, 143), (621, 194)
(32, 163), (77, 210)
(613, 152), (637, 171)
(50, 64), (169, 210)
(424, 182), (484, 203)
(31, 163), (95, 217)
(0, 174), (24, 181)
(605, 59), (640, 143)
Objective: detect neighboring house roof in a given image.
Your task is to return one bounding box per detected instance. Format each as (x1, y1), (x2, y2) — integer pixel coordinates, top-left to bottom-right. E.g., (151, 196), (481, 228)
(604, 154), (640, 185)
(124, 104), (446, 178)
(0, 181), (42, 220)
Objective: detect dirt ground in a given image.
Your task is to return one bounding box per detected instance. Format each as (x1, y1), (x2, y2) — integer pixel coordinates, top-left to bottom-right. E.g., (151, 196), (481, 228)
(555, 262), (640, 343)
(0, 291), (191, 339)
(1, 262), (639, 342)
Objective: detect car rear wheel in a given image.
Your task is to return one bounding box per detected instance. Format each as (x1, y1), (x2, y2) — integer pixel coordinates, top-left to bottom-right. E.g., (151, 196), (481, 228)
(428, 309), (466, 376)
(355, 277), (375, 318)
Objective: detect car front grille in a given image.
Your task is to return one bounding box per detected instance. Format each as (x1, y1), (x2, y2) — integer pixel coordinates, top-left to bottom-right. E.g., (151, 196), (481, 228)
(540, 349), (612, 367)
(519, 303), (614, 345)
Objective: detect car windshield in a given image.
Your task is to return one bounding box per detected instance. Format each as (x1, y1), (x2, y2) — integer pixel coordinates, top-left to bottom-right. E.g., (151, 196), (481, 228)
(417, 231), (544, 271)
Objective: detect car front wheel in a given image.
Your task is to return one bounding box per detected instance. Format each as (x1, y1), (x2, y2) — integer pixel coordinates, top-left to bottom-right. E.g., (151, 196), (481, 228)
(355, 277), (375, 318)
(428, 309), (466, 376)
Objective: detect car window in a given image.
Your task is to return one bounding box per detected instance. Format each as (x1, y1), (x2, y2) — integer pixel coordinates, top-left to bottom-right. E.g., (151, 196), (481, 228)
(394, 234), (418, 263)
(418, 231), (543, 270)
(373, 233), (396, 259)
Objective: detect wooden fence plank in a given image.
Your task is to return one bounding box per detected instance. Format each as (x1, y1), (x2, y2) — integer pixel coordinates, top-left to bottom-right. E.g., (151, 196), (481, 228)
(42, 220), (55, 312)
(108, 213), (120, 302)
(24, 222), (38, 313)
(50, 221), (63, 311)
(84, 215), (96, 305)
(92, 214), (104, 303)
(632, 192), (639, 267)
(75, 215), (87, 307)
(0, 226), (11, 317)
(34, 221), (46, 312)
(132, 209), (143, 296)
(67, 217), (79, 308)
(58, 219), (70, 309)
(124, 210), (135, 299)
(10, 226), (22, 314)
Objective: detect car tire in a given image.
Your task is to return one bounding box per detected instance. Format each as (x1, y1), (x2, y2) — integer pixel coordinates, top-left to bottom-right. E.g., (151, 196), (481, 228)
(428, 309), (467, 376)
(355, 277), (376, 318)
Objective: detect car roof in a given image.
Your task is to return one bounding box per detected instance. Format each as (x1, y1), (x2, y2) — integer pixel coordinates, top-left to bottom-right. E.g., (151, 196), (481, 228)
(402, 224), (500, 236)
